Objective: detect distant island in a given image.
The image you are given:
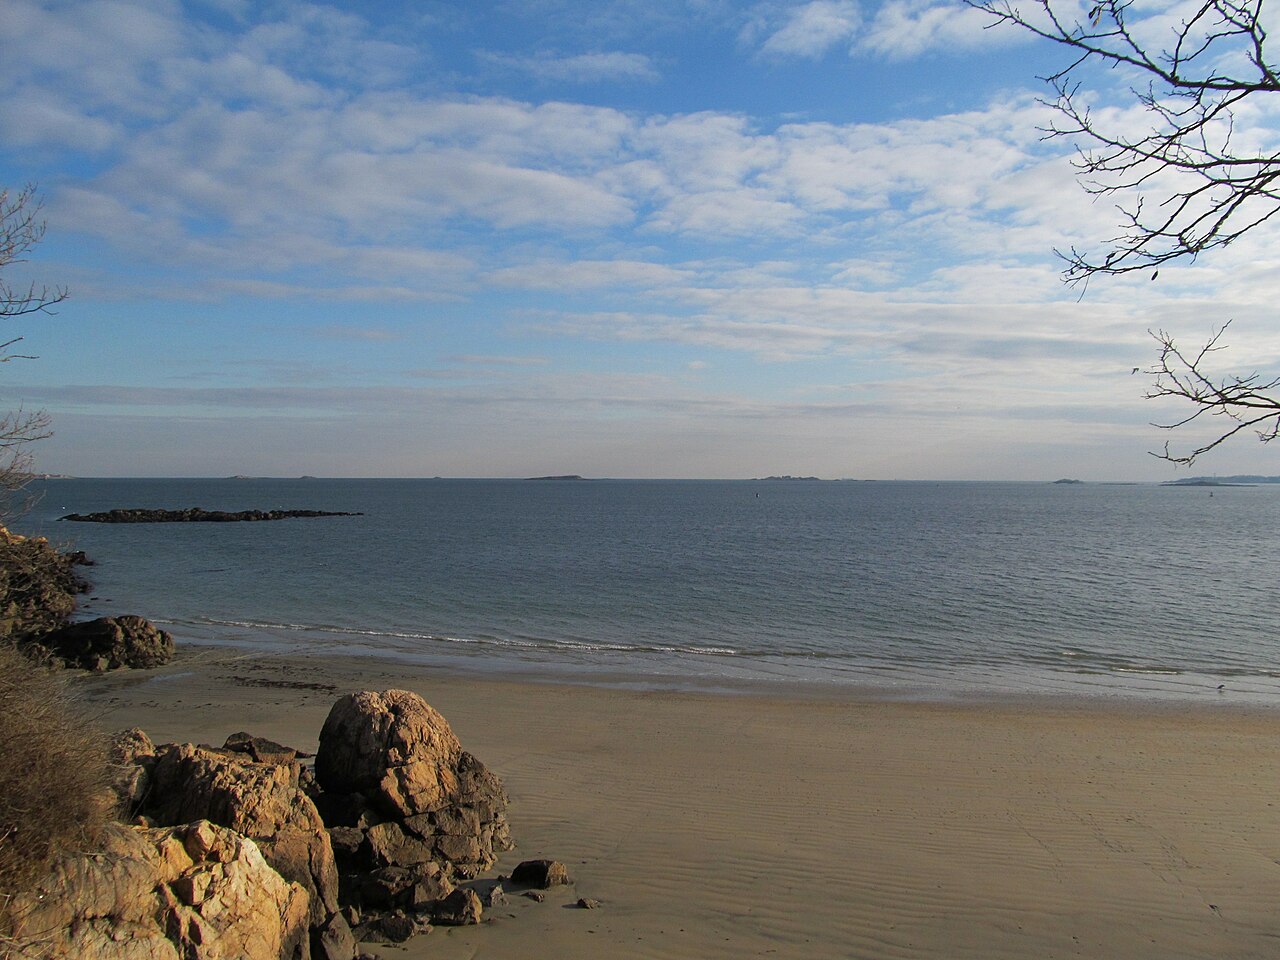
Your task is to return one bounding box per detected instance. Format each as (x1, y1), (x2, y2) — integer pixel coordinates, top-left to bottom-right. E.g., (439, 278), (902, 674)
(1052, 479), (1084, 484)
(524, 475), (590, 481)
(1163, 475), (1280, 486)
(756, 475), (822, 481)
(60, 508), (363, 523)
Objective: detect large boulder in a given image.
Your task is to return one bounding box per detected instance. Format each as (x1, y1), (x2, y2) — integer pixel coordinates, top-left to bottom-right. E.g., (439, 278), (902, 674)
(37, 615), (174, 670)
(315, 690), (464, 818)
(6, 820), (310, 960)
(314, 690), (512, 922)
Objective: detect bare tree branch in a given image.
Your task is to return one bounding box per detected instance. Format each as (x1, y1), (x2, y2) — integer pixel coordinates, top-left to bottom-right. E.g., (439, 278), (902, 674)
(0, 186), (67, 322)
(0, 185), (61, 510)
(1144, 321), (1280, 462)
(967, 0), (1280, 283)
(971, 1), (1280, 463)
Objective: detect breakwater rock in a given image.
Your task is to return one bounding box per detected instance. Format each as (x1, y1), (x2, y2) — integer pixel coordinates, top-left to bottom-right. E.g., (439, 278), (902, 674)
(60, 508), (363, 523)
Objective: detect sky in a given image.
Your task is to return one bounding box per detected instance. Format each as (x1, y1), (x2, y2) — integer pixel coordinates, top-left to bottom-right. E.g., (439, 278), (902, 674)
(2, 0), (1280, 480)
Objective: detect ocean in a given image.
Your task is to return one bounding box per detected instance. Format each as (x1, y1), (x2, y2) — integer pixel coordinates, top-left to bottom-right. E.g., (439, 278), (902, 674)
(14, 477), (1280, 703)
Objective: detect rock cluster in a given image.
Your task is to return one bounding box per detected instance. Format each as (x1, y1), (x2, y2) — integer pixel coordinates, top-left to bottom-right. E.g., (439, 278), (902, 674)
(0, 527), (90, 644)
(10, 689), (520, 958)
(113, 728), (351, 958)
(35, 615), (175, 671)
(0, 525), (173, 671)
(313, 691), (513, 939)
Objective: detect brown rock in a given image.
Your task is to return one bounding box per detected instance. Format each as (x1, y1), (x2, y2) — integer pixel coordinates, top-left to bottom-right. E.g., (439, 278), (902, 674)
(314, 912), (357, 960)
(511, 858), (570, 888)
(428, 888), (483, 926)
(577, 897), (602, 909)
(313, 689), (512, 882)
(6, 820), (310, 960)
(416, 805), (480, 836)
(406, 862), (454, 909)
(224, 731), (311, 764)
(434, 834), (482, 865)
(366, 820), (435, 867)
(315, 690), (463, 817)
(0, 527), (90, 645)
(144, 741), (339, 929)
(110, 727), (157, 765)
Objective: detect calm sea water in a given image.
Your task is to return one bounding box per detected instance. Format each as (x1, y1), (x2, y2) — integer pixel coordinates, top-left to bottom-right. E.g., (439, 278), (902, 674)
(13, 478), (1280, 703)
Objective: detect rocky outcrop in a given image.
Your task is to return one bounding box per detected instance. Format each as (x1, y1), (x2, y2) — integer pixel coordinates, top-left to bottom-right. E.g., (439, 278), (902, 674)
(34, 615), (174, 671)
(60, 508), (362, 523)
(18, 690), (524, 957)
(313, 690), (512, 935)
(0, 526), (173, 673)
(0, 527), (89, 645)
(5, 820), (311, 960)
(133, 736), (345, 951)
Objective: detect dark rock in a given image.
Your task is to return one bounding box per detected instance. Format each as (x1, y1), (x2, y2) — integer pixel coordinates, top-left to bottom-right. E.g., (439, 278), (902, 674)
(357, 866), (416, 909)
(428, 888), (483, 926)
(60, 507), (363, 523)
(369, 911), (416, 943)
(482, 882), (507, 907)
(0, 527), (90, 644)
(223, 731), (312, 764)
(511, 859), (570, 889)
(577, 897), (601, 909)
(315, 790), (378, 829)
(328, 826), (366, 863)
(523, 891), (546, 902)
(37, 614), (174, 670)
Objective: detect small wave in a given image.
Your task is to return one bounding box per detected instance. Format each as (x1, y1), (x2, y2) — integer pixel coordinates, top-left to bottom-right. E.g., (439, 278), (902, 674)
(194, 616), (738, 657)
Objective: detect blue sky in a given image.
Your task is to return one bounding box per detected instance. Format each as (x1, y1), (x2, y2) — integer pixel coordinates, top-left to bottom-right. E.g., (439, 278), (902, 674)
(2, 0), (1279, 479)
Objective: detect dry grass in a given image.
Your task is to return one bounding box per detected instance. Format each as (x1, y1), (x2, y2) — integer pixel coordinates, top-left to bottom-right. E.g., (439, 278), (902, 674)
(0, 644), (107, 934)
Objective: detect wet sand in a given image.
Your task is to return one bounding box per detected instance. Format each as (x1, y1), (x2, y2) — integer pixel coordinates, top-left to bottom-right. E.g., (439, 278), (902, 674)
(70, 644), (1280, 960)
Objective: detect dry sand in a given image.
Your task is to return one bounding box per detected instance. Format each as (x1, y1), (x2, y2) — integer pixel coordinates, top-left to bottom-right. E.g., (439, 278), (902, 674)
(70, 645), (1280, 960)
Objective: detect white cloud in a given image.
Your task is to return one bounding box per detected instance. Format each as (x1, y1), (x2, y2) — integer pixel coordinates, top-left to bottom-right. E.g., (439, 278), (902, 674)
(490, 260), (695, 290)
(481, 50), (660, 83)
(6, 0), (1237, 480)
(859, 0), (1008, 58)
(751, 1), (861, 59)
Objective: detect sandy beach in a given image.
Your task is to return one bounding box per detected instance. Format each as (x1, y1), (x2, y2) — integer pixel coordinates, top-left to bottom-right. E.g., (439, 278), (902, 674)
(69, 644), (1280, 960)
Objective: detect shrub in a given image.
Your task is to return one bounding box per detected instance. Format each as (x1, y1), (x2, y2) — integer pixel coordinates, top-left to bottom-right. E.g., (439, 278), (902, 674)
(0, 644), (107, 934)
